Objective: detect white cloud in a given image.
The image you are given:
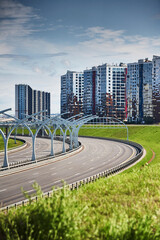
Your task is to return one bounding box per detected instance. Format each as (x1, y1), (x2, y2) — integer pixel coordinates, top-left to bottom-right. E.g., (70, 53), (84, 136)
(0, 1), (160, 114)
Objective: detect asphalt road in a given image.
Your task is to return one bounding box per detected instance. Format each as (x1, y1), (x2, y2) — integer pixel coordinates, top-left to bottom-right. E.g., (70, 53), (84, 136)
(0, 137), (137, 206)
(0, 136), (70, 165)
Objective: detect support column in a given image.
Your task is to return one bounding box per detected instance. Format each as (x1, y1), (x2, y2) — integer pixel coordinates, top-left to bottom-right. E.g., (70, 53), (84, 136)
(42, 127), (44, 137)
(51, 135), (54, 156)
(69, 133), (73, 150)
(3, 140), (9, 168)
(14, 128), (17, 144)
(22, 127), (24, 136)
(62, 134), (66, 153)
(5, 126), (9, 138)
(31, 136), (36, 161)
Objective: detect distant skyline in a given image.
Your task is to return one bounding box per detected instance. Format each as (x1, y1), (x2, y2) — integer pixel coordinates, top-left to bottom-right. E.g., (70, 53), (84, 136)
(0, 0), (160, 114)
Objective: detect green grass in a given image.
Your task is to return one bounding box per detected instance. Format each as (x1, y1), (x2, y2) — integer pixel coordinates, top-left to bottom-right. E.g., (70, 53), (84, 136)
(0, 136), (23, 151)
(79, 125), (160, 168)
(0, 126), (160, 239)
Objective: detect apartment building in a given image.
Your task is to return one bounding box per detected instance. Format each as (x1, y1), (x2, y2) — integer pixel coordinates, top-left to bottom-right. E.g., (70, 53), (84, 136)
(126, 58), (153, 122)
(61, 63), (127, 120)
(15, 84), (50, 120)
(83, 63), (127, 120)
(60, 71), (84, 118)
(152, 55), (160, 123)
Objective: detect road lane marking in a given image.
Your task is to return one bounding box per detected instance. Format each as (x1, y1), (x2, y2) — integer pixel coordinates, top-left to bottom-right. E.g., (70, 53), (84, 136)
(0, 189), (6, 193)
(27, 189), (35, 193)
(89, 167), (94, 170)
(74, 172), (80, 176)
(28, 180), (35, 184)
(82, 162), (86, 165)
(0, 145), (84, 178)
(54, 180), (61, 184)
(51, 173), (57, 176)
(33, 172), (39, 175)
(69, 167), (73, 170)
(68, 162), (72, 164)
(90, 159), (94, 162)
(121, 150), (135, 164)
(51, 167), (56, 170)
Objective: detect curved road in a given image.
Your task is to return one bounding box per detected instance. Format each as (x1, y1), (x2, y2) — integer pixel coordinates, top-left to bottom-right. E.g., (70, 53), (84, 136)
(0, 136), (70, 165)
(0, 137), (137, 206)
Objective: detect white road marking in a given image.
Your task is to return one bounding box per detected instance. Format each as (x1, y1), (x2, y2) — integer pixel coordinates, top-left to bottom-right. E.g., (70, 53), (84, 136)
(51, 167), (56, 170)
(27, 189), (35, 193)
(68, 162), (72, 164)
(51, 173), (57, 176)
(90, 159), (94, 162)
(74, 172), (80, 176)
(29, 180), (35, 184)
(54, 180), (61, 184)
(69, 167), (73, 170)
(0, 189), (6, 193)
(33, 172), (39, 176)
(82, 162), (86, 165)
(89, 167), (94, 170)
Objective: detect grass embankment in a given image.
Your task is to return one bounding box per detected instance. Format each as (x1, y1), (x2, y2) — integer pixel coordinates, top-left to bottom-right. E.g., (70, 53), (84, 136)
(0, 126), (160, 239)
(0, 136), (23, 151)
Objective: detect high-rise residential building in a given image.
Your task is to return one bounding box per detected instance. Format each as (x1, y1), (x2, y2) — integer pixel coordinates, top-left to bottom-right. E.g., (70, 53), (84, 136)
(126, 62), (139, 122)
(106, 63), (127, 120)
(83, 67), (97, 115)
(15, 84), (32, 119)
(60, 71), (84, 118)
(152, 55), (160, 123)
(61, 63), (127, 120)
(15, 84), (50, 120)
(127, 58), (153, 123)
(83, 63), (127, 120)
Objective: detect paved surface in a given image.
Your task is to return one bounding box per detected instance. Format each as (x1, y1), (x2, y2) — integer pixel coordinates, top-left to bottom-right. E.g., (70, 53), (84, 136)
(0, 137), (137, 206)
(0, 136), (70, 165)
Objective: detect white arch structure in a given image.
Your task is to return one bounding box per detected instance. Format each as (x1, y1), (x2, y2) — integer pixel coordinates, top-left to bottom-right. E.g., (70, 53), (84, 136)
(0, 109), (97, 168)
(0, 109), (128, 169)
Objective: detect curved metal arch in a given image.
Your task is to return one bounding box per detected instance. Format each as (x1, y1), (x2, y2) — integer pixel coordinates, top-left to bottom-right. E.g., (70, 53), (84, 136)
(0, 128), (6, 144)
(0, 109), (84, 168)
(81, 116), (129, 140)
(63, 125), (73, 150)
(72, 115), (98, 147)
(53, 124), (66, 153)
(3, 122), (34, 167)
(35, 122), (55, 157)
(71, 114), (93, 127)
(1, 112), (40, 167)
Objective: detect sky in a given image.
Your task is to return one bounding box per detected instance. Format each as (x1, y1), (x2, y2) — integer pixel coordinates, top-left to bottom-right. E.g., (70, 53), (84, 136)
(0, 0), (160, 114)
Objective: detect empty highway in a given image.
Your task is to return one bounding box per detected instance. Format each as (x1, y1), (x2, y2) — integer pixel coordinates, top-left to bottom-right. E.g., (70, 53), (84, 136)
(0, 136), (70, 165)
(0, 137), (137, 206)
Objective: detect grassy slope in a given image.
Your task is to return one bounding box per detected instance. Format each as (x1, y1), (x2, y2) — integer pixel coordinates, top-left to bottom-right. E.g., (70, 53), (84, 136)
(0, 126), (160, 239)
(79, 125), (160, 167)
(0, 136), (23, 151)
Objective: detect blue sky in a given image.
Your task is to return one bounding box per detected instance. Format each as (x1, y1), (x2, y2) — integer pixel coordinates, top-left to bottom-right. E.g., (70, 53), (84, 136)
(0, 0), (160, 114)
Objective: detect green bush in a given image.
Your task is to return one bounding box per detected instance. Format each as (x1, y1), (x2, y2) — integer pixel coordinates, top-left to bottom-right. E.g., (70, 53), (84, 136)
(0, 183), (84, 240)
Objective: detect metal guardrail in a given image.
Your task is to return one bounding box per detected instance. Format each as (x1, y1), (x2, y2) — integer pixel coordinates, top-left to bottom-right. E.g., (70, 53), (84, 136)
(0, 137), (144, 212)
